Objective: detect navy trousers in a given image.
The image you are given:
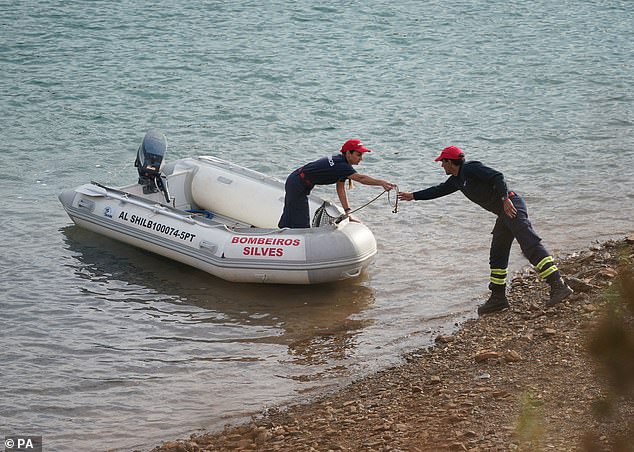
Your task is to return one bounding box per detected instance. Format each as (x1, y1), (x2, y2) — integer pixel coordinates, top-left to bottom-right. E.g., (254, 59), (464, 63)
(278, 172), (311, 228)
(489, 192), (552, 274)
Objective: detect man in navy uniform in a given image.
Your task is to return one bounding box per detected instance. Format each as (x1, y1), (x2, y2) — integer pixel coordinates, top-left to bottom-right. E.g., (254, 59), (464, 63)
(278, 139), (395, 229)
(398, 145), (573, 315)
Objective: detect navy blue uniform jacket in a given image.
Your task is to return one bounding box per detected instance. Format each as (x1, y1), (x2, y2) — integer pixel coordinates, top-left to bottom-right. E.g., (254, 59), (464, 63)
(278, 154), (356, 228)
(300, 154), (356, 187)
(413, 161), (509, 214)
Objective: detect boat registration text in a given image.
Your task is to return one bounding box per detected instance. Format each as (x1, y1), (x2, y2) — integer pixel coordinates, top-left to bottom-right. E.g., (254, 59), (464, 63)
(118, 211), (197, 242)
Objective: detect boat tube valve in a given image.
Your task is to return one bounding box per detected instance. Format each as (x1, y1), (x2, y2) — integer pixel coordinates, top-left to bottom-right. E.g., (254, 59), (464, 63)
(134, 129), (171, 203)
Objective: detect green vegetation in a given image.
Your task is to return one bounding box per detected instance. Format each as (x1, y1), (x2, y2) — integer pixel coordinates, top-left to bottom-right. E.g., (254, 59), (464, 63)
(586, 248), (634, 450)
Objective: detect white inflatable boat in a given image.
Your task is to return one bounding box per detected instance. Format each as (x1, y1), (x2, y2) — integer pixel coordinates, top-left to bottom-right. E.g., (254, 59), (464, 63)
(59, 130), (378, 284)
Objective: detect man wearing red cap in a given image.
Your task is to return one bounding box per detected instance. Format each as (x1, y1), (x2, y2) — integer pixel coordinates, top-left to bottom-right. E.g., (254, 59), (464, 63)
(278, 139), (396, 228)
(398, 146), (573, 315)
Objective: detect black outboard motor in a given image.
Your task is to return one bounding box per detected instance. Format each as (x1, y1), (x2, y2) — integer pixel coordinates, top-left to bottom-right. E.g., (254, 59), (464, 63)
(134, 129), (171, 203)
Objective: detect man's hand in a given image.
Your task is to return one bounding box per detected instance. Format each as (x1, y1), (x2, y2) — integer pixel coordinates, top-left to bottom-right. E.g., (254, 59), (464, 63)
(398, 192), (414, 201)
(382, 181), (397, 191)
(503, 198), (517, 218)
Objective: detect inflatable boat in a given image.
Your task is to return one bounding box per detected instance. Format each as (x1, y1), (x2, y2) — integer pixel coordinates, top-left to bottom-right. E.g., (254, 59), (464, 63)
(58, 130), (378, 284)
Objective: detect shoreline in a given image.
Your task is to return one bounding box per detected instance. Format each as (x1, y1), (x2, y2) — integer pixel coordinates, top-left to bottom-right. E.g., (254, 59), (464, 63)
(150, 236), (634, 452)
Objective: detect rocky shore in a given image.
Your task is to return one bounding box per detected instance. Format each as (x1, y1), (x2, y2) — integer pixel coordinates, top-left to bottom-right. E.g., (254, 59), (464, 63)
(150, 236), (634, 452)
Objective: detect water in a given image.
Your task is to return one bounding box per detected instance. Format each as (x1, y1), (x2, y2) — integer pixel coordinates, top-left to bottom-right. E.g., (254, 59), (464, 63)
(1, 1), (632, 450)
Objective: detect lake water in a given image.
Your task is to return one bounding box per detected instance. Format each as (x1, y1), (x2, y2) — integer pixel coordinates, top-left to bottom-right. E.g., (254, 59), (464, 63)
(1, 1), (632, 450)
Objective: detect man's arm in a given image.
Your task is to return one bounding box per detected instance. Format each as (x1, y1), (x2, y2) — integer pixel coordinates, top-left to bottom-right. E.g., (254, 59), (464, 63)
(336, 180), (350, 213)
(348, 173), (395, 191)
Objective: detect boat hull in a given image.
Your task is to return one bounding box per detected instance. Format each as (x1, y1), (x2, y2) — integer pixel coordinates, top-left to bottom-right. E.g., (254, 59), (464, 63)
(59, 161), (377, 284)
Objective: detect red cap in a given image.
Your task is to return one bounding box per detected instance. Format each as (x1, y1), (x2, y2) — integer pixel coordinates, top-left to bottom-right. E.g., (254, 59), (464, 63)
(340, 139), (372, 153)
(434, 145), (465, 161)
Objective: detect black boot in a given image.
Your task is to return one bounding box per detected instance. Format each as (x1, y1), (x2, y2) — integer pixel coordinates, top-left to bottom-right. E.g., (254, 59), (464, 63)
(547, 278), (573, 307)
(478, 288), (510, 315)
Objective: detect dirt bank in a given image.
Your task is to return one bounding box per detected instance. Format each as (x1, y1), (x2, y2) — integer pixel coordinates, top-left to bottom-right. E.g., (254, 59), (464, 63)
(150, 236), (634, 452)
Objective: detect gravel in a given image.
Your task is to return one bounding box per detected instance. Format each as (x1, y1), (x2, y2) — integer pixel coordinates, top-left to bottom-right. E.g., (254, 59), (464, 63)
(149, 236), (634, 452)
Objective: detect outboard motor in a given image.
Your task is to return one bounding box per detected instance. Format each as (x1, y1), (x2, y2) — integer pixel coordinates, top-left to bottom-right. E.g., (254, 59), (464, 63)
(134, 129), (171, 203)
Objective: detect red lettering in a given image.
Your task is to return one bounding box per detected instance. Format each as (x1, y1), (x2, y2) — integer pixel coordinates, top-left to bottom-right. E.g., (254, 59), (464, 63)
(240, 246), (285, 257)
(234, 236), (301, 250)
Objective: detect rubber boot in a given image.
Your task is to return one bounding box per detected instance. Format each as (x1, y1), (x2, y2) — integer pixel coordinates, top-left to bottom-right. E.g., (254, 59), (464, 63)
(547, 277), (573, 307)
(478, 286), (510, 315)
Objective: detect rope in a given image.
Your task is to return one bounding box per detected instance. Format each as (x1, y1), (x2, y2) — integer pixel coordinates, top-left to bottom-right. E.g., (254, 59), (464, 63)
(335, 186), (399, 223)
(388, 185), (399, 214)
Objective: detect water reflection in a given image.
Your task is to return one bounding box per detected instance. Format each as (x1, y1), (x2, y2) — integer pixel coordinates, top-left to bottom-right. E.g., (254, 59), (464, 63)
(60, 226), (375, 378)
